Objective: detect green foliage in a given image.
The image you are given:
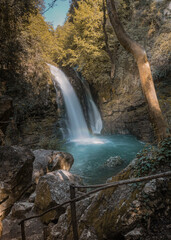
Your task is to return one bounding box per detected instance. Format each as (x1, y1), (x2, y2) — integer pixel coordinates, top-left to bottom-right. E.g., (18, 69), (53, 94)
(134, 137), (171, 177)
(0, 0), (43, 70)
(54, 0), (111, 83)
(0, 1), (58, 121)
(25, 13), (58, 62)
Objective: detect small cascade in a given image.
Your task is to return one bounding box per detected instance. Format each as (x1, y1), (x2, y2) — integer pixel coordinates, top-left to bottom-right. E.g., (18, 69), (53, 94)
(48, 64), (90, 140)
(78, 75), (103, 134)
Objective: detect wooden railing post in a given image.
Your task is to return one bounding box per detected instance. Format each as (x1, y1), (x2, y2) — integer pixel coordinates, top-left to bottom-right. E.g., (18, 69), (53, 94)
(21, 221), (26, 240)
(70, 184), (79, 240)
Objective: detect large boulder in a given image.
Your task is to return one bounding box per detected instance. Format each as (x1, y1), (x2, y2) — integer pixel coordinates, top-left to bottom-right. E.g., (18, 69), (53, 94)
(1, 200), (44, 240)
(34, 170), (83, 223)
(32, 149), (74, 183)
(0, 146), (34, 222)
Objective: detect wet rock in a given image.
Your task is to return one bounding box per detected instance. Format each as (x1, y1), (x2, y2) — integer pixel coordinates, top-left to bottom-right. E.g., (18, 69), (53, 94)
(1, 200), (44, 240)
(34, 170), (83, 223)
(0, 146), (34, 221)
(33, 149), (74, 184)
(104, 156), (124, 168)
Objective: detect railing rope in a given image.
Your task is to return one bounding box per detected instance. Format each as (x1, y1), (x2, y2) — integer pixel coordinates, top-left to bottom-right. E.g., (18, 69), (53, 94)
(18, 171), (171, 240)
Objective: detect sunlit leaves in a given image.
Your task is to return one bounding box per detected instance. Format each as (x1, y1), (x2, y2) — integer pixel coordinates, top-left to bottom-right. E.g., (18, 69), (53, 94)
(54, 0), (109, 81)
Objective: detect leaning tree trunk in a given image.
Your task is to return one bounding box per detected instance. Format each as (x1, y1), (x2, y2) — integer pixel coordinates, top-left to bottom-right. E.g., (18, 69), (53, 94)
(102, 0), (115, 80)
(106, 0), (168, 141)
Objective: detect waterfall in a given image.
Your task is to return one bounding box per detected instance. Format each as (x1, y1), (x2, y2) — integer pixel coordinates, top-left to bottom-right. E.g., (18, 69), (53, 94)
(48, 64), (90, 140)
(77, 74), (103, 134)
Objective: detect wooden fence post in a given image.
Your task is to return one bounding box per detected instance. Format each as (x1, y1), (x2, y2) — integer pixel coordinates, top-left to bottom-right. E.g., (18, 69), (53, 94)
(21, 221), (26, 240)
(70, 184), (79, 240)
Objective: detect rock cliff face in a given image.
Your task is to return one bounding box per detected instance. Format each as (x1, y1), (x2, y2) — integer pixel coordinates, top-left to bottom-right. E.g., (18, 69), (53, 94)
(0, 64), (59, 148)
(94, 62), (153, 141)
(81, 0), (171, 142)
(60, 63), (153, 141)
(0, 146), (34, 221)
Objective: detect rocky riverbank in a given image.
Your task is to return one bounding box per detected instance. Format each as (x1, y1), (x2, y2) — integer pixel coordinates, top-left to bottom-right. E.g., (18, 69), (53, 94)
(0, 137), (170, 240)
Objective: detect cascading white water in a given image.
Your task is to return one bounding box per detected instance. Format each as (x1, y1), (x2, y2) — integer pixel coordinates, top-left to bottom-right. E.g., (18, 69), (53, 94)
(80, 78), (103, 134)
(48, 64), (90, 140)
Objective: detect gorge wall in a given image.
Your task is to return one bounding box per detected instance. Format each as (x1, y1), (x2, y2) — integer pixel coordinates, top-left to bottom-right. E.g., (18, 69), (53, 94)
(1, 0), (170, 147)
(78, 0), (171, 142)
(52, 0), (170, 143)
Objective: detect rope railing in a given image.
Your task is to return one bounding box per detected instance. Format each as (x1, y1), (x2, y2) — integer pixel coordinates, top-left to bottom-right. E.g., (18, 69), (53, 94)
(18, 171), (171, 240)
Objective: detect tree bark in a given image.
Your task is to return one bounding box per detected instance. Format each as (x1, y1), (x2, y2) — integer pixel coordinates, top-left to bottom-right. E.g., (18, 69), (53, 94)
(106, 0), (168, 141)
(102, 0), (115, 79)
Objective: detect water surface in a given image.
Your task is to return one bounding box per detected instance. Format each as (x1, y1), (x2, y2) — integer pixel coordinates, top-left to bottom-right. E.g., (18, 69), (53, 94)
(60, 134), (144, 185)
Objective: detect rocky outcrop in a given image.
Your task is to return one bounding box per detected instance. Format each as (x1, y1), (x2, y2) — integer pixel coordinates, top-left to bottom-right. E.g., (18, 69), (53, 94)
(1, 65), (58, 148)
(47, 158), (171, 240)
(92, 75), (154, 142)
(0, 146), (77, 238)
(0, 146), (34, 222)
(34, 170), (83, 223)
(1, 200), (44, 240)
(32, 149), (74, 183)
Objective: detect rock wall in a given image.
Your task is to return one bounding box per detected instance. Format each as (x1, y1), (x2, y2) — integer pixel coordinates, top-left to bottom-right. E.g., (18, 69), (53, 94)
(84, 0), (171, 142)
(93, 57), (153, 141)
(0, 64), (59, 148)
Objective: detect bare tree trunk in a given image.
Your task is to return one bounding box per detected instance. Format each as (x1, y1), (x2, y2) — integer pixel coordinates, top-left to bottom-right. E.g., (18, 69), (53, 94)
(102, 0), (115, 80)
(106, 0), (168, 141)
